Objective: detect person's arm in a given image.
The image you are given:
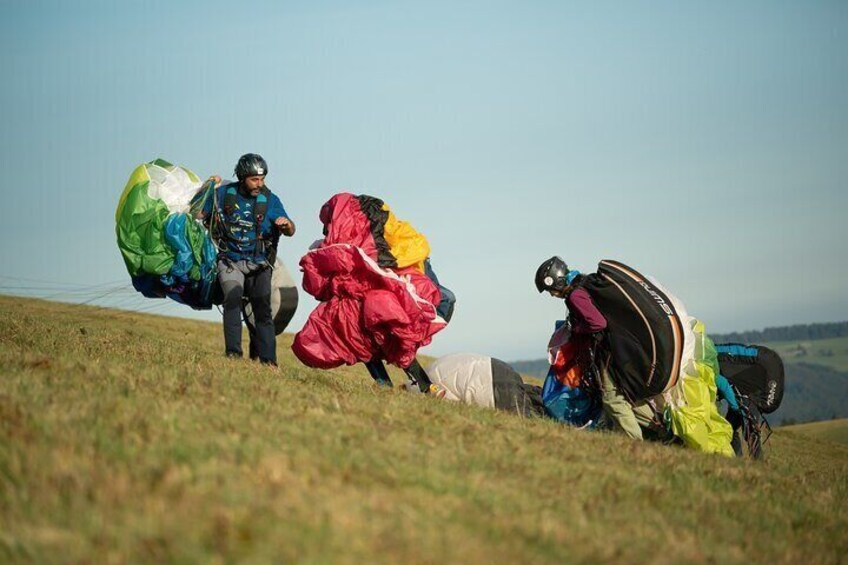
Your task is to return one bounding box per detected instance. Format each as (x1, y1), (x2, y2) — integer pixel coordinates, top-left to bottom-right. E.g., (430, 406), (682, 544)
(715, 374), (740, 411)
(567, 288), (607, 334)
(197, 186), (213, 220)
(196, 176), (222, 219)
(268, 194), (295, 236)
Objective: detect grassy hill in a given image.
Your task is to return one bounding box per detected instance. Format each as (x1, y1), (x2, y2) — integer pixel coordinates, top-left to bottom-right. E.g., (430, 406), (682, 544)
(1, 295), (847, 563)
(781, 419), (848, 445)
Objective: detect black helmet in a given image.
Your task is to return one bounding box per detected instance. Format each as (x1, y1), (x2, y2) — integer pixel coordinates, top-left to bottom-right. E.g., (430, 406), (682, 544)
(234, 153), (268, 180)
(535, 256), (570, 293)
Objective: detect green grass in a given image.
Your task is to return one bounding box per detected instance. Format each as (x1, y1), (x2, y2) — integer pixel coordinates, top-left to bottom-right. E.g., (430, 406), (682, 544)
(781, 419), (848, 445)
(1, 295), (847, 563)
(763, 336), (848, 372)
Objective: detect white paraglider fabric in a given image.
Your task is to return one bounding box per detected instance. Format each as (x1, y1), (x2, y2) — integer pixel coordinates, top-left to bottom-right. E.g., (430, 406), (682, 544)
(146, 162), (202, 214)
(426, 353), (495, 408)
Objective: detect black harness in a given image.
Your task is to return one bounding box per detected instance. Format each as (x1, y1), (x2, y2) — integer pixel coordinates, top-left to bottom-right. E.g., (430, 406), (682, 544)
(209, 182), (276, 264)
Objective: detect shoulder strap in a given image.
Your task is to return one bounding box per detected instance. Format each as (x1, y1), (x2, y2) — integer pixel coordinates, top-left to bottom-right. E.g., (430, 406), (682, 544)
(222, 183), (238, 215)
(208, 183), (239, 253)
(254, 187), (270, 225)
(253, 187), (275, 263)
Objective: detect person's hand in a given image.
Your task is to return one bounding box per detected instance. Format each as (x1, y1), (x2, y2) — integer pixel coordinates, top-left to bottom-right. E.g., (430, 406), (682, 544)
(275, 217), (295, 236)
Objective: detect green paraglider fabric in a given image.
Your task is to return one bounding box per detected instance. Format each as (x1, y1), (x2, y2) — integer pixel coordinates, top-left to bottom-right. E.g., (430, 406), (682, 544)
(115, 159), (218, 309)
(116, 177), (175, 276)
(667, 322), (734, 456)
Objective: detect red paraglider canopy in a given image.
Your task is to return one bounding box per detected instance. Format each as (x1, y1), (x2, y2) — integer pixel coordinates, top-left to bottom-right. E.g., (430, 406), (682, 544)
(292, 193), (445, 369)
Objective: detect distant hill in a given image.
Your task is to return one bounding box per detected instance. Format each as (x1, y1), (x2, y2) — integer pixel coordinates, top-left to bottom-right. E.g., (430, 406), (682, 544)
(710, 321), (848, 344)
(510, 358), (552, 379)
(510, 322), (848, 425)
(781, 419), (848, 445)
(754, 336), (848, 373)
(777, 362), (848, 424)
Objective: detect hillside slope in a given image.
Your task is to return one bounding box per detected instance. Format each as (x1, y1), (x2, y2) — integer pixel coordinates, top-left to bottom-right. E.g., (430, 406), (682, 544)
(1, 296), (846, 563)
(782, 419), (848, 445)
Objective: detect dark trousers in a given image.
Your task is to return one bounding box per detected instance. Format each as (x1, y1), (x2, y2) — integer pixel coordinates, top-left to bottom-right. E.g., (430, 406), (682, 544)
(219, 260), (275, 364)
(364, 358), (432, 392)
(726, 408), (744, 457)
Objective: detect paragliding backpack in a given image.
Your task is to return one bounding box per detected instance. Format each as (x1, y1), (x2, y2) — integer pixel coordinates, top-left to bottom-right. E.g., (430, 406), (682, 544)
(580, 260), (685, 401)
(715, 344), (785, 414)
(715, 344), (784, 459)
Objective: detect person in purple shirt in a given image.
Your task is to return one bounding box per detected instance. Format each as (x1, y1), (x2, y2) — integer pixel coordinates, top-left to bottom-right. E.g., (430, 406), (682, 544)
(535, 256), (657, 440)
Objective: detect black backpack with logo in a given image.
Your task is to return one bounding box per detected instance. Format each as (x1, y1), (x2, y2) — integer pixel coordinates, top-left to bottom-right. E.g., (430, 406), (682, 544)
(580, 260), (686, 401)
(716, 343), (785, 459)
(715, 344), (785, 414)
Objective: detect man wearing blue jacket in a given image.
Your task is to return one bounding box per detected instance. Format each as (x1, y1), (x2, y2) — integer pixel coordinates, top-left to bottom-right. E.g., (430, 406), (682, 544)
(200, 153), (295, 365)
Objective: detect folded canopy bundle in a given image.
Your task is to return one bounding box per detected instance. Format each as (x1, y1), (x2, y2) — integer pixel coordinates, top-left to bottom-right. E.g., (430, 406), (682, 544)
(115, 159), (217, 309)
(292, 193), (446, 369)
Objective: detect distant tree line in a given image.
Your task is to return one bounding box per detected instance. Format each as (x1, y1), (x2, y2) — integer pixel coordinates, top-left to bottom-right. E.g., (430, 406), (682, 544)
(711, 321), (848, 344)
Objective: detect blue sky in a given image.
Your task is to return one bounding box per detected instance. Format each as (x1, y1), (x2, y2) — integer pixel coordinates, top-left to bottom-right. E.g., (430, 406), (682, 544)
(1, 1), (846, 361)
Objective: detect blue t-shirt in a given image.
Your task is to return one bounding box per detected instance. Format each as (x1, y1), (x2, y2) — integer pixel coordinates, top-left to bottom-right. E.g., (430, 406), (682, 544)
(203, 182), (290, 262)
